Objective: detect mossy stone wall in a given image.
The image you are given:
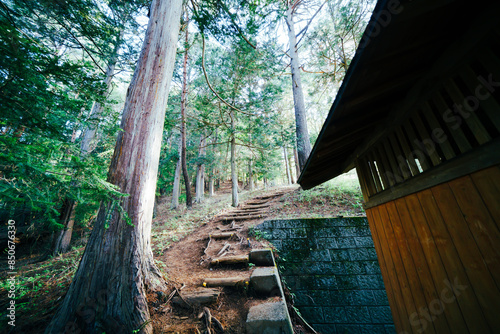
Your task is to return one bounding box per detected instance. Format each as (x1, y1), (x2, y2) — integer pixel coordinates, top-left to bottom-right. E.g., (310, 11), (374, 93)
(256, 218), (395, 334)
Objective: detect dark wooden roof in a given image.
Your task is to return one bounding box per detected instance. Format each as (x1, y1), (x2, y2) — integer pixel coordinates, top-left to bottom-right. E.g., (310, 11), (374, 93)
(298, 0), (495, 189)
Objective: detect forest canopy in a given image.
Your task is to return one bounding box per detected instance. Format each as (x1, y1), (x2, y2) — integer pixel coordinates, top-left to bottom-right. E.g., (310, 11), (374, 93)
(0, 0), (374, 251)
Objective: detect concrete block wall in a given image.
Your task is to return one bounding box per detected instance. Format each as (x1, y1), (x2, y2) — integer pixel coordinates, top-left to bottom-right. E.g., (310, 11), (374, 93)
(256, 218), (395, 334)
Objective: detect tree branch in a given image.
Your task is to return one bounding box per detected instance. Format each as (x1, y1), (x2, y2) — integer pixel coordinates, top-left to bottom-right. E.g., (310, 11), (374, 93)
(296, 0), (327, 47)
(200, 34), (256, 117)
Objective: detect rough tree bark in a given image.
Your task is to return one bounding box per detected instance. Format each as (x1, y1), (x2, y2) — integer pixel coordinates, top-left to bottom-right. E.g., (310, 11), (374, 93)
(52, 29), (124, 256)
(180, 12), (192, 209)
(45, 1), (182, 333)
(285, 2), (312, 171)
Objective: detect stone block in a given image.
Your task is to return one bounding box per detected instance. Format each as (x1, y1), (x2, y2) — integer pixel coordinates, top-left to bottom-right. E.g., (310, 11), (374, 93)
(364, 261), (382, 274)
(324, 306), (348, 323)
(373, 290), (390, 306)
(312, 324), (336, 334)
(249, 249), (275, 266)
(251, 267), (282, 296)
(384, 324), (397, 333)
(353, 236), (375, 248)
(345, 306), (371, 323)
(335, 237), (357, 249)
(329, 249), (351, 261)
(350, 290), (375, 306)
(357, 275), (385, 290)
(336, 276), (359, 290)
(315, 237), (338, 249)
(299, 306), (325, 323)
(246, 301), (293, 334)
(310, 249), (331, 262)
(344, 261), (366, 275)
(294, 289), (330, 306)
(330, 290), (353, 306)
(313, 276), (337, 290)
(368, 306), (394, 324)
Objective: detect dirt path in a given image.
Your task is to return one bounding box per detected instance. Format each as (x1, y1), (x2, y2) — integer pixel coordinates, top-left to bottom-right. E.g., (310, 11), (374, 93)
(151, 188), (292, 333)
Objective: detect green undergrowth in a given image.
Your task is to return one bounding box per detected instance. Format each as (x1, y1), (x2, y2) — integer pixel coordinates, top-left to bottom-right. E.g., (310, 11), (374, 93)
(276, 170), (365, 218)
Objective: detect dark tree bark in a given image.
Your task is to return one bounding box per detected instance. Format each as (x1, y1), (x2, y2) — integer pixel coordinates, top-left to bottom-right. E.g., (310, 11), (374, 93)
(45, 1), (182, 333)
(180, 11), (192, 209)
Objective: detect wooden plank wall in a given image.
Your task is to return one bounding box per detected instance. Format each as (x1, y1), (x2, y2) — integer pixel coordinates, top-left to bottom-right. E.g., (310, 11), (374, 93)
(366, 165), (500, 333)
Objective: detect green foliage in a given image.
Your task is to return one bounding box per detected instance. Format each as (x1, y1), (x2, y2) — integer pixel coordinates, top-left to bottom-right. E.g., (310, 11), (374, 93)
(0, 0), (147, 236)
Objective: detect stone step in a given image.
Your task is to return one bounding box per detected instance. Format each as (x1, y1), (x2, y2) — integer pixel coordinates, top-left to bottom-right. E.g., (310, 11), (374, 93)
(249, 249), (276, 266)
(246, 301), (294, 334)
(250, 267), (282, 296)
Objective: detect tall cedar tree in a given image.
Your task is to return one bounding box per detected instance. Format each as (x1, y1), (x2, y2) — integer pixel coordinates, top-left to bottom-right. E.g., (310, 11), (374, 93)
(45, 0), (182, 332)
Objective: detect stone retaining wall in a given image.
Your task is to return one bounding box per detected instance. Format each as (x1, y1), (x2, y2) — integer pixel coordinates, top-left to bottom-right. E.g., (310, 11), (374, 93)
(256, 218), (395, 334)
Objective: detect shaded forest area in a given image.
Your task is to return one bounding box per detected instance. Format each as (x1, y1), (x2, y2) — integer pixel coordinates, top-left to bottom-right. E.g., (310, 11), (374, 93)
(0, 0), (373, 332)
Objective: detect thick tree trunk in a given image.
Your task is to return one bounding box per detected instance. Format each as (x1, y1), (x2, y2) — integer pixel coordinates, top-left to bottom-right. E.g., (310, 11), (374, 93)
(285, 4), (311, 171)
(195, 134), (205, 203)
(170, 141), (182, 209)
(45, 1), (182, 333)
(180, 13), (192, 209)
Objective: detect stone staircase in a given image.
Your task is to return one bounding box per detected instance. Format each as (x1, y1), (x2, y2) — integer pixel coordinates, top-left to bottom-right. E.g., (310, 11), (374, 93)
(168, 190), (294, 333)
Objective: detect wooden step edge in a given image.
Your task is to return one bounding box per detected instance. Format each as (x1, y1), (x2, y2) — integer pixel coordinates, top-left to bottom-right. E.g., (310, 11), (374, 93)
(220, 215), (267, 221)
(210, 254), (249, 266)
(172, 289), (220, 308)
(209, 232), (237, 239)
(227, 210), (267, 215)
(203, 277), (250, 287)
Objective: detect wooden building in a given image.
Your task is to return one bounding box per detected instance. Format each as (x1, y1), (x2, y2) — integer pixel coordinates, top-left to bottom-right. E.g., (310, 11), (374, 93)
(298, 0), (500, 333)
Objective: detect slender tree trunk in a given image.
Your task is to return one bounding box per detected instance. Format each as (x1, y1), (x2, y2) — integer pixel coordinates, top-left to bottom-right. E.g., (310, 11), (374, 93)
(52, 198), (76, 255)
(52, 29), (124, 256)
(230, 111), (238, 207)
(283, 145), (292, 184)
(285, 4), (311, 171)
(293, 147), (300, 178)
(208, 175), (214, 197)
(45, 1), (182, 333)
(170, 156), (181, 209)
(195, 134), (205, 203)
(248, 158), (254, 191)
(288, 151), (295, 184)
(180, 14), (192, 208)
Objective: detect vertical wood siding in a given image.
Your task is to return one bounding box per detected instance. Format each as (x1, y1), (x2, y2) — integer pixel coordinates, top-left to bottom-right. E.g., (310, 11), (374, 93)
(366, 165), (500, 333)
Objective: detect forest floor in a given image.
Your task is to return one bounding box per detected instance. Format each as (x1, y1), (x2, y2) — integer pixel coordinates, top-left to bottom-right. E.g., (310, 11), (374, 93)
(0, 170), (364, 334)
